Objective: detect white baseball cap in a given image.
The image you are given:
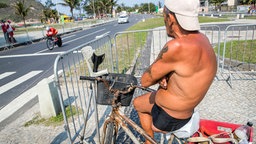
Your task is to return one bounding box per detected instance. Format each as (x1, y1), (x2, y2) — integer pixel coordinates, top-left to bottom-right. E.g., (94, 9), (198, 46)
(164, 0), (200, 31)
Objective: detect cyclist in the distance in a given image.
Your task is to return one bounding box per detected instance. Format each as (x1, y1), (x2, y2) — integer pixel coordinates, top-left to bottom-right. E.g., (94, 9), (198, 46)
(46, 26), (58, 39)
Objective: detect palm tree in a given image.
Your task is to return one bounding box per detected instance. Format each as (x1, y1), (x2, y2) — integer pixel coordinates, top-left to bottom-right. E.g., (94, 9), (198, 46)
(83, 0), (117, 18)
(12, 0), (32, 28)
(43, 0), (58, 23)
(99, 0), (109, 15)
(83, 0), (101, 18)
(59, 0), (81, 20)
(108, 0), (117, 16)
(209, 0), (225, 11)
(43, 9), (58, 23)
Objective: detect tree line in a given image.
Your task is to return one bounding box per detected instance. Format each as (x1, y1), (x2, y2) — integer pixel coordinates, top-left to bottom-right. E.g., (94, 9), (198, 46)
(9, 0), (162, 26)
(8, 0), (256, 27)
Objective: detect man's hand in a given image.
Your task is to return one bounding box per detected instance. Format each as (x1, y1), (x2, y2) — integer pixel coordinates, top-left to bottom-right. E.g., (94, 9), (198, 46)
(158, 76), (168, 90)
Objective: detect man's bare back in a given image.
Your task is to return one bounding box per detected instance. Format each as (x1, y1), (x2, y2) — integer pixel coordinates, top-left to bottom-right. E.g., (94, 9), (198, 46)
(154, 33), (217, 119)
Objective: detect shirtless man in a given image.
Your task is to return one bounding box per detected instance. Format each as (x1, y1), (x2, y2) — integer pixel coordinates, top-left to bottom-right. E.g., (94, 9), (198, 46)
(133, 0), (217, 143)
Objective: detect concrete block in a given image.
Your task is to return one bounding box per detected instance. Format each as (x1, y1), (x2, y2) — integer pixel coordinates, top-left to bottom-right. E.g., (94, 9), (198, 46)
(37, 78), (61, 118)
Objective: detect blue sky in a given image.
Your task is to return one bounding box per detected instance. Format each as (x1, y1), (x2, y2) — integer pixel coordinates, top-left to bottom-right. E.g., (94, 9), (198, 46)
(39, 0), (161, 16)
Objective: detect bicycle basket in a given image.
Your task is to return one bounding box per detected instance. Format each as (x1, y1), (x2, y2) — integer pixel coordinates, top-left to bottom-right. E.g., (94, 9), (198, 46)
(96, 73), (137, 106)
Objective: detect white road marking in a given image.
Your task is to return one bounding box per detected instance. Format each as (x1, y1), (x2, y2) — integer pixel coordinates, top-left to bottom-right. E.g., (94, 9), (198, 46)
(34, 29), (106, 54)
(95, 31), (110, 39)
(0, 71), (42, 95)
(63, 34), (75, 39)
(36, 49), (48, 54)
(0, 83), (38, 123)
(0, 72), (16, 80)
(64, 28), (105, 43)
(73, 51), (81, 53)
(0, 52), (64, 58)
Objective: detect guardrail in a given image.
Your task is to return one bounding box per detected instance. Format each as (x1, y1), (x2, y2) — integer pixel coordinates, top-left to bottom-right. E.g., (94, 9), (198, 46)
(219, 24), (256, 86)
(54, 34), (114, 143)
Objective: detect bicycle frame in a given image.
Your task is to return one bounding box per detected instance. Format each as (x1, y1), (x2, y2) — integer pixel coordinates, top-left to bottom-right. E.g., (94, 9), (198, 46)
(80, 75), (158, 144)
(102, 94), (158, 144)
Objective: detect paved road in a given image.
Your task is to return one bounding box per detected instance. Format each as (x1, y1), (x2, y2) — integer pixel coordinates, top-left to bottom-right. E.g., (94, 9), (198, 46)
(0, 14), (155, 120)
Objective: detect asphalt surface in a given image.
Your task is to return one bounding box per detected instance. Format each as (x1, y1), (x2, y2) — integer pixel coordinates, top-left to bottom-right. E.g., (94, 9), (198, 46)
(0, 14), (156, 112)
(0, 19), (255, 144)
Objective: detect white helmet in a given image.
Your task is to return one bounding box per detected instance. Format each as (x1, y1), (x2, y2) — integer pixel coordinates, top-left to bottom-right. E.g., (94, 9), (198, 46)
(46, 26), (50, 31)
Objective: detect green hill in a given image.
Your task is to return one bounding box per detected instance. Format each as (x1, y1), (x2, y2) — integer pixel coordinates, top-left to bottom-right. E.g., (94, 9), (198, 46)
(0, 0), (44, 22)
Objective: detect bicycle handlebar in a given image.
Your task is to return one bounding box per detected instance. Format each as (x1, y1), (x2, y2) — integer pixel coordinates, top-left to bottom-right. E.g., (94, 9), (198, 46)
(80, 76), (96, 81)
(79, 75), (155, 93)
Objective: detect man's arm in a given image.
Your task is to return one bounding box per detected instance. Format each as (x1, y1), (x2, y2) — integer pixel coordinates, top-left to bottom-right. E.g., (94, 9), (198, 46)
(141, 42), (179, 87)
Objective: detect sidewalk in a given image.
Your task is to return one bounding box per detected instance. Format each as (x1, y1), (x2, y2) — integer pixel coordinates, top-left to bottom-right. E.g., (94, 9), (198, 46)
(0, 19), (255, 143)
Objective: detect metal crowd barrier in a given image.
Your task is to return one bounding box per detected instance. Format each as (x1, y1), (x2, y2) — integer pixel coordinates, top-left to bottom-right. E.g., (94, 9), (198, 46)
(54, 35), (114, 143)
(114, 28), (169, 75)
(219, 24), (256, 86)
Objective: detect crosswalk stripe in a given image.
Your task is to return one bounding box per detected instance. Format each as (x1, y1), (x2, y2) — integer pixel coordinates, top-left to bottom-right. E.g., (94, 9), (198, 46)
(0, 71), (42, 95)
(0, 72), (16, 80)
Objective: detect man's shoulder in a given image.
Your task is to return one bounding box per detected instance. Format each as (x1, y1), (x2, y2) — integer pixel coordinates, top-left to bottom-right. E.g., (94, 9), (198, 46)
(166, 38), (183, 51)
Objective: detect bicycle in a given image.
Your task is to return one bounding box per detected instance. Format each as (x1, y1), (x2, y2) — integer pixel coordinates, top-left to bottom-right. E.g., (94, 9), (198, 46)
(46, 35), (62, 50)
(80, 73), (158, 144)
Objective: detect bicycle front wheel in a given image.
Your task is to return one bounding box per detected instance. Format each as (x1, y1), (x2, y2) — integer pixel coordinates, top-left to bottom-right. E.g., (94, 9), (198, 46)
(103, 122), (116, 144)
(46, 38), (54, 50)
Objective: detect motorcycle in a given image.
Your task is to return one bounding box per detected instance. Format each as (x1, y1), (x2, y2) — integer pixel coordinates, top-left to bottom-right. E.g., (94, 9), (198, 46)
(46, 35), (62, 50)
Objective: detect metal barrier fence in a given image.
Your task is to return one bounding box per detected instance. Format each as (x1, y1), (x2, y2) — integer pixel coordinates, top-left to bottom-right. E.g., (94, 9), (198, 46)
(219, 24), (256, 86)
(54, 35), (114, 143)
(53, 25), (225, 143)
(114, 28), (169, 75)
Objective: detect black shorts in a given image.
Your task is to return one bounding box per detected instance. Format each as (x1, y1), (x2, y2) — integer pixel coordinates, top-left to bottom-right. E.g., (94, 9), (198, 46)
(151, 104), (191, 132)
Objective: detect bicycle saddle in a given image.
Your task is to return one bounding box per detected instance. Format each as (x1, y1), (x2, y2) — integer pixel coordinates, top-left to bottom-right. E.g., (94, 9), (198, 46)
(165, 111), (200, 139)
